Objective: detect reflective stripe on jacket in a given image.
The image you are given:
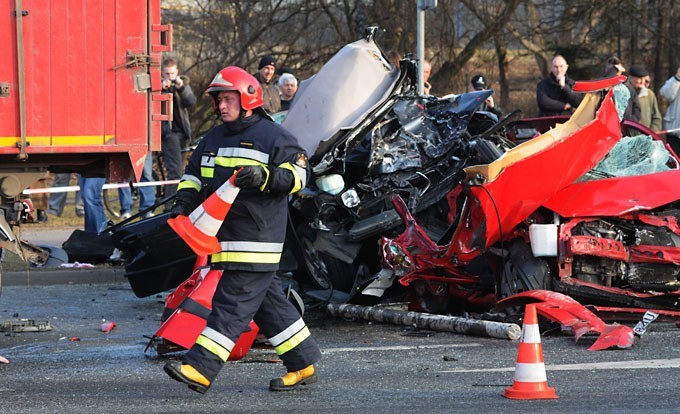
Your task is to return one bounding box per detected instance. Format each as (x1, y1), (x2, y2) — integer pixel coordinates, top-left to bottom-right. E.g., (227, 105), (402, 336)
(178, 114), (309, 271)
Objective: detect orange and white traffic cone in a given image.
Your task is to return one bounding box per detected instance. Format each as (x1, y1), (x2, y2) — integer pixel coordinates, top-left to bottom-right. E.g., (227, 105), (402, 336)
(152, 265), (259, 360)
(502, 303), (559, 400)
(167, 174), (240, 256)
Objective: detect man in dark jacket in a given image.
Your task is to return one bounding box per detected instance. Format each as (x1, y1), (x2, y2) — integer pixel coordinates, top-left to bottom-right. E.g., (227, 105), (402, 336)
(163, 66), (320, 394)
(161, 58), (197, 209)
(536, 55), (584, 116)
(254, 55), (281, 113)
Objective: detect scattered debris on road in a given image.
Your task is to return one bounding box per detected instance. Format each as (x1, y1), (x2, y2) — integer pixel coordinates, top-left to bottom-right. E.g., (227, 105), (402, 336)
(497, 290), (635, 351)
(0, 319), (52, 333)
(101, 321), (117, 333)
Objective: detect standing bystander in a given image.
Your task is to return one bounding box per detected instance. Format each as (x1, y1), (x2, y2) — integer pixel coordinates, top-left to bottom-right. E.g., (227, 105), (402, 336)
(161, 58), (197, 211)
(659, 64), (680, 155)
(422, 60), (432, 95)
(604, 56), (641, 122)
(48, 173), (84, 217)
(628, 64), (662, 131)
(27, 178), (49, 223)
(278, 73), (298, 111)
(118, 154), (156, 219)
(536, 55), (583, 116)
(470, 74), (502, 118)
(80, 177), (107, 233)
(254, 55), (281, 114)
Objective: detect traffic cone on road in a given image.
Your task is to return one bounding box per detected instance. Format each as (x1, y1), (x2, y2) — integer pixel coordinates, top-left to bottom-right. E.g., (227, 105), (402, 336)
(167, 173), (240, 256)
(502, 304), (559, 400)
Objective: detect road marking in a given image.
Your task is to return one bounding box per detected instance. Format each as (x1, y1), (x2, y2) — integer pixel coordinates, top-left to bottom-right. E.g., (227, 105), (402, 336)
(321, 344), (482, 353)
(440, 358), (680, 373)
(248, 343), (481, 355)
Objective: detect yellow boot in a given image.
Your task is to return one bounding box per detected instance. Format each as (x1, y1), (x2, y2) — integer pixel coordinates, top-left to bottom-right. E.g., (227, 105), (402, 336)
(269, 364), (317, 391)
(163, 361), (211, 394)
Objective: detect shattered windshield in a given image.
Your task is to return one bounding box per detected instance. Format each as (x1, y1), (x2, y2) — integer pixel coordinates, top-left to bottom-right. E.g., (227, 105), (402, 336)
(579, 135), (679, 181)
(612, 83), (630, 122)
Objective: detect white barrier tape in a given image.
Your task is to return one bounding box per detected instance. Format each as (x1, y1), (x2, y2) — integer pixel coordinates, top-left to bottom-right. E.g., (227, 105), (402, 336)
(22, 180), (181, 195)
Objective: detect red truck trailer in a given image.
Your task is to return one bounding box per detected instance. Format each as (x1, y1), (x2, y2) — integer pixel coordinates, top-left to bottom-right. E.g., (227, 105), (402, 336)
(0, 0), (170, 264)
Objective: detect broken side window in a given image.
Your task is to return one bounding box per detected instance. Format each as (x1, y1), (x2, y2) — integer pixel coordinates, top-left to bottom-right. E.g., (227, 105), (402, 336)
(579, 134), (678, 181)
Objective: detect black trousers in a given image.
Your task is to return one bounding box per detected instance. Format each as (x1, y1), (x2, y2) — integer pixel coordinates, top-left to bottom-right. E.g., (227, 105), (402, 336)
(183, 270), (321, 382)
(161, 131), (186, 209)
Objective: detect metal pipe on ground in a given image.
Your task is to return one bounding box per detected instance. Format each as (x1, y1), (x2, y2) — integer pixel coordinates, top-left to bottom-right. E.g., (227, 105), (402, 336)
(326, 303), (521, 340)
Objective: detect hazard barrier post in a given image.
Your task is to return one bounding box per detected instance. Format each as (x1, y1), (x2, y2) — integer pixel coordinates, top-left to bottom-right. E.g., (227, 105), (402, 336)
(502, 303), (559, 400)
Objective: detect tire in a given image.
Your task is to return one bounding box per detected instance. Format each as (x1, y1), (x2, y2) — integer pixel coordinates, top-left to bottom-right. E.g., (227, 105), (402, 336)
(295, 225), (355, 293)
(500, 239), (551, 298)
(472, 138), (504, 164)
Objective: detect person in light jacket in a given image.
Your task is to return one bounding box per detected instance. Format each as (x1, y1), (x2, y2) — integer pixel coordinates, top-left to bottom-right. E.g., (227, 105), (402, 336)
(659, 64), (680, 154)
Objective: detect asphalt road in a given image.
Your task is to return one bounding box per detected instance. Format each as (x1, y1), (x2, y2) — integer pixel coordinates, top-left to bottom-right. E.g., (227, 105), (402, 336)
(1, 273), (679, 414)
(1, 229), (679, 413)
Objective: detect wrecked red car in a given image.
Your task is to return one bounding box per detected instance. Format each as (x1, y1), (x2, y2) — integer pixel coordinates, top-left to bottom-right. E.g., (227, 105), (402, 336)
(375, 76), (680, 316)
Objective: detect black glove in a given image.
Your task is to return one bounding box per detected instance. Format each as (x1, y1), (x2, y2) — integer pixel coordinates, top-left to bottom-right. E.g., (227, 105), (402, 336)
(169, 202), (192, 218)
(169, 189), (200, 218)
(235, 166), (268, 189)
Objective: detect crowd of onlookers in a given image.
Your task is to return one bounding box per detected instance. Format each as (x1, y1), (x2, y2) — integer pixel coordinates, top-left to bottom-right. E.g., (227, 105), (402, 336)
(34, 54), (300, 232)
(535, 54), (680, 155)
(32, 50), (680, 233)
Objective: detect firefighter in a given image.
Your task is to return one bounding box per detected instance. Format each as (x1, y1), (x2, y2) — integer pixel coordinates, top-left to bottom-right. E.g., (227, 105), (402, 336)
(163, 66), (321, 393)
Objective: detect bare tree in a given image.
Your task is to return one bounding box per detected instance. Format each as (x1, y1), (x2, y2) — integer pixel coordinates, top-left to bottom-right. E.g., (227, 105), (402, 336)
(161, 0), (680, 135)
(430, 0), (521, 92)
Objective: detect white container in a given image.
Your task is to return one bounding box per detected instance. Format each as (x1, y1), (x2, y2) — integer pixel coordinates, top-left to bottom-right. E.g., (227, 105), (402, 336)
(315, 174), (345, 195)
(529, 224), (558, 257)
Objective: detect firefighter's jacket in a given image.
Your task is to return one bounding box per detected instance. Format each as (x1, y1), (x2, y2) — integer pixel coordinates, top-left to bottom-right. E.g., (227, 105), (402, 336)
(177, 113), (308, 271)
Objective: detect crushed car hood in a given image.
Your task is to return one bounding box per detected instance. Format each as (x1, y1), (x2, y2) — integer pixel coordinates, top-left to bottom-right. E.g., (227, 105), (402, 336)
(282, 37), (399, 158)
(450, 79), (625, 260)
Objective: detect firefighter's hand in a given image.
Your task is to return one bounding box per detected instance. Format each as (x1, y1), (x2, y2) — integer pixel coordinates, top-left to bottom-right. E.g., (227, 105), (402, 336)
(169, 202), (192, 218)
(235, 166), (267, 189)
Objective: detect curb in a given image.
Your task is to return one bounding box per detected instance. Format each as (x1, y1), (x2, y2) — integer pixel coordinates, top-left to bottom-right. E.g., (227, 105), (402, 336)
(4, 267), (127, 287)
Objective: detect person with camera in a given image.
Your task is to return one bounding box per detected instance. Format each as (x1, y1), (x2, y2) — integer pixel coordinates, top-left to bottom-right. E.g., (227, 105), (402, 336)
(161, 58), (197, 210)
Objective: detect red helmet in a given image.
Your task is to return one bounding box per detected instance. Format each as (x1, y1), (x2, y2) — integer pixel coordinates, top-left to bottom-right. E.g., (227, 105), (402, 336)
(205, 66), (263, 110)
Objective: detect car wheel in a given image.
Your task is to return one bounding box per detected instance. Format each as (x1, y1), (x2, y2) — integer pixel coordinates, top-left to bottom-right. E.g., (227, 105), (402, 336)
(500, 238), (551, 298)
(296, 226), (355, 293)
